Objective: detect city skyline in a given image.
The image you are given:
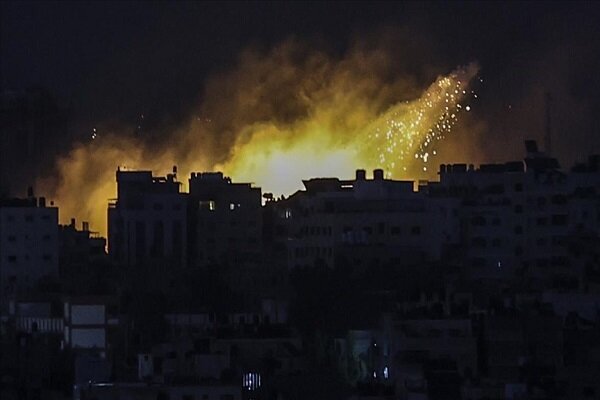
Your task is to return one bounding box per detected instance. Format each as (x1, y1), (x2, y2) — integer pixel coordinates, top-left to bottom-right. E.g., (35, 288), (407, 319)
(3, 2), (600, 239)
(2, 2), (600, 399)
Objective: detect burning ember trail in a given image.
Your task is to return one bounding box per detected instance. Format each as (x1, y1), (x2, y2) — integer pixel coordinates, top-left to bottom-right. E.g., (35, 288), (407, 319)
(39, 41), (479, 236)
(362, 64), (478, 177)
(217, 64), (479, 195)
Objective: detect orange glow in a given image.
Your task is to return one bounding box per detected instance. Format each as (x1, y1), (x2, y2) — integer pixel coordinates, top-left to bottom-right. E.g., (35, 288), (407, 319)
(37, 40), (479, 237)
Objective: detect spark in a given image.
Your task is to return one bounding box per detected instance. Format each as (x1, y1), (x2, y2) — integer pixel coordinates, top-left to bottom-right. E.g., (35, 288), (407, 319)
(364, 64), (478, 178)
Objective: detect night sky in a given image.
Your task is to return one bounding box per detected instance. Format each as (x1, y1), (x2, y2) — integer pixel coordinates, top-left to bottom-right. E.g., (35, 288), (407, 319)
(3, 1), (600, 170)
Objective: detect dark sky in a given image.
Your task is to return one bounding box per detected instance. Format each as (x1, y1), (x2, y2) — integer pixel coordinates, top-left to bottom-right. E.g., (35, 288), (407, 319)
(2, 1), (600, 165)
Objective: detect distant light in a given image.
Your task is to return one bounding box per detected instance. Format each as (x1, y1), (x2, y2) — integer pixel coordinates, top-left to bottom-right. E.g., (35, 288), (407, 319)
(243, 372), (261, 391)
(383, 366), (389, 379)
(465, 106), (471, 111)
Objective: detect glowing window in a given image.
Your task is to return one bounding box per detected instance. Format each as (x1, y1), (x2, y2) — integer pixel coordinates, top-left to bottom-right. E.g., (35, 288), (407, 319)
(242, 372), (261, 391)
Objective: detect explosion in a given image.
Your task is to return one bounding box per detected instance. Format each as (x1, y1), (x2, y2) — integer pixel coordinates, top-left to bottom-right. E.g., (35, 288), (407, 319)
(39, 39), (479, 237)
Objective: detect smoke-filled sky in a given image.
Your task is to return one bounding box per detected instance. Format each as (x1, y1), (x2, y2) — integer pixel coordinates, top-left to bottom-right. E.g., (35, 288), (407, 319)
(2, 1), (600, 234)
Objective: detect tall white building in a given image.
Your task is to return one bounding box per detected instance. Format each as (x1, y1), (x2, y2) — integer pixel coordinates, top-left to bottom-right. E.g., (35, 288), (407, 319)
(0, 194), (58, 297)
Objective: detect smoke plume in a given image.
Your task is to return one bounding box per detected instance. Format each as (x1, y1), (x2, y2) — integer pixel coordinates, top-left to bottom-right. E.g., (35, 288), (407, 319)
(39, 38), (479, 236)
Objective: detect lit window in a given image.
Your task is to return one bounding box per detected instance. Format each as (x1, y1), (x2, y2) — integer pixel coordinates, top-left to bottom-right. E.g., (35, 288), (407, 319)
(230, 203), (236, 211)
(242, 372), (261, 391)
(383, 366), (389, 379)
(199, 200), (216, 211)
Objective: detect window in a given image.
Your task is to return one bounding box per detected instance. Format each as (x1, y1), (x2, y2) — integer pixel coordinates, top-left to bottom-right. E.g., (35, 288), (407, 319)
(472, 258), (485, 267)
(471, 216), (485, 226)
(199, 200), (216, 211)
(472, 237), (487, 248)
(514, 225), (523, 234)
(6, 215), (15, 222)
(25, 215), (33, 222)
(514, 183), (523, 192)
(411, 226), (421, 235)
(230, 203), (236, 211)
(8, 255), (17, 263)
(536, 217), (547, 226)
(8, 235), (16, 242)
(552, 195), (567, 205)
(514, 204), (523, 213)
(43, 234), (51, 241)
(42, 254), (52, 261)
(242, 372), (261, 391)
(153, 203), (163, 211)
(391, 226), (401, 235)
(552, 214), (567, 226)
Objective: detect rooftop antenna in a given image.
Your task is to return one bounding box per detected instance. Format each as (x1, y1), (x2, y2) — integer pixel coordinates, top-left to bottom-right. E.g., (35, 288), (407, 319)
(545, 92), (552, 156)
